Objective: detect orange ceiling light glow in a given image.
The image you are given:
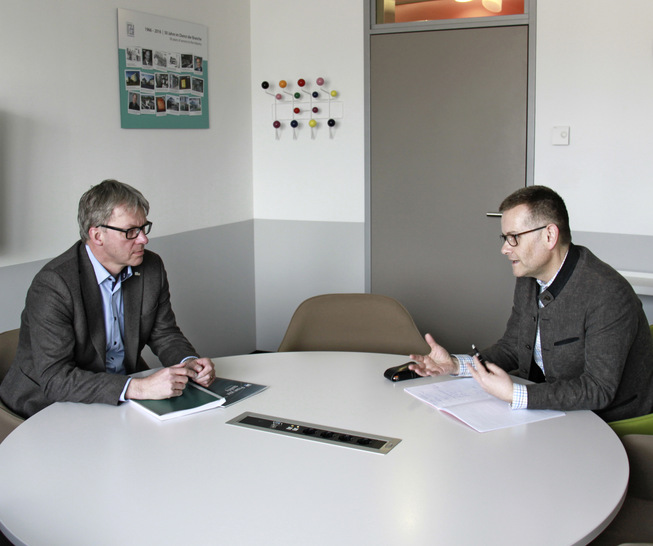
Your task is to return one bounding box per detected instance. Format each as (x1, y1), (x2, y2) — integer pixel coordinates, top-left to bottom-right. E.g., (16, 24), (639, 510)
(482, 0), (502, 13)
(385, 0), (523, 23)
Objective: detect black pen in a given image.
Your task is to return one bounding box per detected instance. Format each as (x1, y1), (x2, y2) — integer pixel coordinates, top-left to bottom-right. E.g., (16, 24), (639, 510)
(471, 344), (489, 372)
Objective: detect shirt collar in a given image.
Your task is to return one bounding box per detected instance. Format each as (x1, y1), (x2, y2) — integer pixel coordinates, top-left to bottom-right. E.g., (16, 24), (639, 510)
(536, 249), (569, 293)
(85, 245), (133, 286)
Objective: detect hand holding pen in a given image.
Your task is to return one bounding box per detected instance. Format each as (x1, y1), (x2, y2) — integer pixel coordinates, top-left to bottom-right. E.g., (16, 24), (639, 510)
(471, 344), (490, 372)
(468, 344), (515, 403)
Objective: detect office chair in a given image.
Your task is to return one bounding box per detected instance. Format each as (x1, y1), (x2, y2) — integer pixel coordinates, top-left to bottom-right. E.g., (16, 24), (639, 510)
(610, 413), (653, 438)
(608, 325), (653, 438)
(277, 293), (430, 355)
(590, 434), (653, 545)
(0, 329), (25, 443)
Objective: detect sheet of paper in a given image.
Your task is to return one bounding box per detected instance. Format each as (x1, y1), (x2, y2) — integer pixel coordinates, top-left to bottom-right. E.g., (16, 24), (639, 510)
(405, 379), (565, 433)
(405, 379), (494, 408)
(440, 399), (564, 433)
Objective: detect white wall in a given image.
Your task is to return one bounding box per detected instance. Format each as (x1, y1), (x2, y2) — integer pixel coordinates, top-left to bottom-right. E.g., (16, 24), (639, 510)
(250, 0), (366, 223)
(534, 0), (653, 237)
(535, 0), (653, 321)
(3, 0), (653, 347)
(0, 0), (257, 353)
(0, 0), (253, 268)
(250, 0), (653, 349)
(250, 0), (367, 349)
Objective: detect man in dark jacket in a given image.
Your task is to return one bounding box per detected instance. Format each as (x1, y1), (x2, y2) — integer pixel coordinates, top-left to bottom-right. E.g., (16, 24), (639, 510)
(410, 185), (653, 422)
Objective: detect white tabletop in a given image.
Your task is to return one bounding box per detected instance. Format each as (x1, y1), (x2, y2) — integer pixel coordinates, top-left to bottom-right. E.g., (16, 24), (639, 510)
(0, 352), (627, 545)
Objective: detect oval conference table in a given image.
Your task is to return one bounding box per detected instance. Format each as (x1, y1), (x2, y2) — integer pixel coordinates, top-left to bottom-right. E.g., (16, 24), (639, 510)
(0, 352), (627, 545)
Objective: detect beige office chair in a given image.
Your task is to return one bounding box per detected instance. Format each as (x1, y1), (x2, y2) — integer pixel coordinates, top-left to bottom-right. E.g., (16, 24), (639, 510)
(277, 293), (430, 355)
(590, 434), (653, 545)
(0, 329), (25, 443)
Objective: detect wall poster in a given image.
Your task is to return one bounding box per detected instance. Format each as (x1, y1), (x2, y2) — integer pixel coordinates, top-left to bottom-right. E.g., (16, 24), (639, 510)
(117, 9), (209, 129)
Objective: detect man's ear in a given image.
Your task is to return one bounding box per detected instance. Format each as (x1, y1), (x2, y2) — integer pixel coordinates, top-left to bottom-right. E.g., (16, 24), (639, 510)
(87, 226), (104, 247)
(544, 223), (560, 249)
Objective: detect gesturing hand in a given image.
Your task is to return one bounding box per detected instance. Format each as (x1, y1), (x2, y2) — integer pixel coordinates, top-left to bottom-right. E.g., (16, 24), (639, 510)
(409, 333), (459, 377)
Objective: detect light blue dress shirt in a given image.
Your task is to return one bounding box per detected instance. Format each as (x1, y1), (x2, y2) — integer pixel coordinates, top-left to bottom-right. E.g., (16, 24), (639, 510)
(85, 246), (132, 399)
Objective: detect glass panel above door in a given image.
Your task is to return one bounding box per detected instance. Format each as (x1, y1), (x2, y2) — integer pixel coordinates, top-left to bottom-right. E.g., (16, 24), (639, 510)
(376, 0), (525, 24)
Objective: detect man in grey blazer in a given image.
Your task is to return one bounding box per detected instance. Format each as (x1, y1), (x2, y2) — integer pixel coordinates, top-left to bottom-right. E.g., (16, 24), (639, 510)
(410, 185), (653, 422)
(0, 180), (215, 419)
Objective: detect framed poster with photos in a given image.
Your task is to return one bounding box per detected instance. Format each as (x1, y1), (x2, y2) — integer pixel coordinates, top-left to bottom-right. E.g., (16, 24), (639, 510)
(117, 9), (209, 129)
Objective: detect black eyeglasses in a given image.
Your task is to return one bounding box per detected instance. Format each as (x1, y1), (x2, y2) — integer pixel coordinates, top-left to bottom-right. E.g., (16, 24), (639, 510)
(500, 225), (547, 247)
(98, 221), (152, 240)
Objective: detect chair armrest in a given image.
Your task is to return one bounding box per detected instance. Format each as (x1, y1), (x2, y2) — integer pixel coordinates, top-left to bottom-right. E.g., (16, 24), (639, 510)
(0, 400), (24, 443)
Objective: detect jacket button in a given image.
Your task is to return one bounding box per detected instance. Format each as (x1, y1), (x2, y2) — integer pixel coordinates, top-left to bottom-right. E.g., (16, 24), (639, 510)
(526, 345), (532, 350)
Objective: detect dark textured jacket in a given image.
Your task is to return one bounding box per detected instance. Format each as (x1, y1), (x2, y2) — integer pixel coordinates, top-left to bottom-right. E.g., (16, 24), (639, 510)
(483, 244), (653, 422)
(0, 242), (197, 418)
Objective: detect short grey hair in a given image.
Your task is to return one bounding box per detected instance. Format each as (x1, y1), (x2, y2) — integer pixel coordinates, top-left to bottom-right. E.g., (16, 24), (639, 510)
(78, 179), (150, 241)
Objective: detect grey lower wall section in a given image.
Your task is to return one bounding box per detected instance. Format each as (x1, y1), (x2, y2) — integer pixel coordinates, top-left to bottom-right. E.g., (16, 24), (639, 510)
(0, 221), (257, 361)
(3, 224), (647, 361)
(146, 221), (257, 360)
(254, 219), (366, 352)
(0, 259), (50, 333)
(253, 224), (652, 352)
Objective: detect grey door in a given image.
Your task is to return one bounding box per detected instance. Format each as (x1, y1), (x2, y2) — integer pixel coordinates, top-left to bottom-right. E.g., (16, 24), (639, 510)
(370, 26), (528, 353)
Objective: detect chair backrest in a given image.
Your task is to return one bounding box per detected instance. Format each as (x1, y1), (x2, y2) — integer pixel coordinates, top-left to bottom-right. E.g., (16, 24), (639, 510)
(0, 329), (24, 442)
(277, 293), (430, 355)
(0, 329), (20, 385)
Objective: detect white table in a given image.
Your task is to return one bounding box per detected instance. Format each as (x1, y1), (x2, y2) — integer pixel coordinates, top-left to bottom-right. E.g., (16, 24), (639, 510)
(0, 352), (628, 545)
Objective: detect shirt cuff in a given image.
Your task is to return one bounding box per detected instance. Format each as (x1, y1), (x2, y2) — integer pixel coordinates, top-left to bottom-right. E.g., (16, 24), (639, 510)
(455, 354), (526, 409)
(451, 354), (474, 376)
(511, 383), (528, 409)
(119, 377), (131, 402)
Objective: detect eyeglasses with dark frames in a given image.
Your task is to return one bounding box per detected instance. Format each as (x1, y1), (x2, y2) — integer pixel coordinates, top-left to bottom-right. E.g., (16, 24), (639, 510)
(500, 225), (547, 247)
(98, 221), (152, 240)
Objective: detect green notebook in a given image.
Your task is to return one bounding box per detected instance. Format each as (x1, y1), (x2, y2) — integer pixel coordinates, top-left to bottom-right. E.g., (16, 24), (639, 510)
(131, 383), (225, 420)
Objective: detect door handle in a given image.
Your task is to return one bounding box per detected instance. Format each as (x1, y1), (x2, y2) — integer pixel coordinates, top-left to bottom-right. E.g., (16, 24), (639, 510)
(486, 212), (502, 217)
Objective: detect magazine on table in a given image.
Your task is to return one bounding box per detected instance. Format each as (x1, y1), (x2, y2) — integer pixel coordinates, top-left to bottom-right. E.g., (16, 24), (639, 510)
(205, 376), (268, 407)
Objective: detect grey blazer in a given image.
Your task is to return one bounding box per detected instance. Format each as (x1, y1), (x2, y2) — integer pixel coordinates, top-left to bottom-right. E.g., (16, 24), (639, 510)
(483, 244), (653, 422)
(0, 242), (197, 418)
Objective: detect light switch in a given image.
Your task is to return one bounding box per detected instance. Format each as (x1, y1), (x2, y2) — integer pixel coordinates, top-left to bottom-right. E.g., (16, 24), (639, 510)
(552, 126), (570, 146)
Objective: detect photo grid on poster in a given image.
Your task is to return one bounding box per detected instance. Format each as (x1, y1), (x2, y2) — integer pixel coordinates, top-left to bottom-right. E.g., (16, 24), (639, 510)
(118, 9), (208, 129)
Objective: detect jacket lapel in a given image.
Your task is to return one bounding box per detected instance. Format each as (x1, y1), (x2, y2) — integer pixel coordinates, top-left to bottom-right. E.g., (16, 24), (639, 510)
(78, 244), (106, 369)
(123, 267), (143, 373)
(538, 243), (580, 307)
